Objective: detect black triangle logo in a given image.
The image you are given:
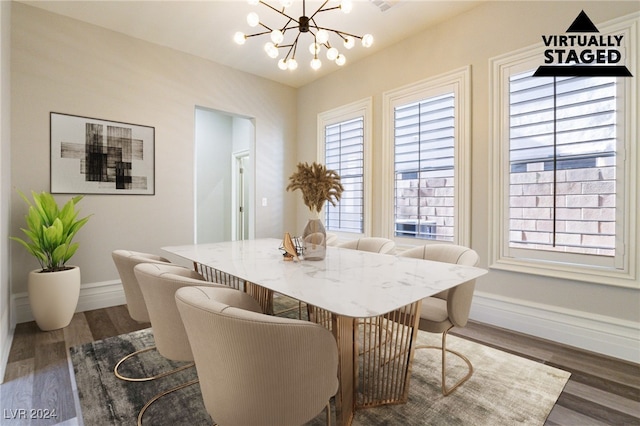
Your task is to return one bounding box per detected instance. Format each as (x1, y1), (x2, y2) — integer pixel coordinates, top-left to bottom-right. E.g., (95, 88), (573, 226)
(566, 10), (599, 33)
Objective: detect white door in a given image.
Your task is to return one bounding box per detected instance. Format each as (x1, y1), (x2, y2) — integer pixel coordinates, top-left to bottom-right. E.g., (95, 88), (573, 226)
(233, 151), (250, 240)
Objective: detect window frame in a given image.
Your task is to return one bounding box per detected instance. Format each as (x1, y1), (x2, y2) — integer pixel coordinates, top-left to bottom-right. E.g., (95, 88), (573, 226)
(489, 14), (638, 288)
(382, 66), (471, 248)
(317, 97), (372, 238)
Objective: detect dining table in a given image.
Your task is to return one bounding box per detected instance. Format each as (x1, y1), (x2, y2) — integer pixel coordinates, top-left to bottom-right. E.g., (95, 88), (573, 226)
(162, 238), (487, 426)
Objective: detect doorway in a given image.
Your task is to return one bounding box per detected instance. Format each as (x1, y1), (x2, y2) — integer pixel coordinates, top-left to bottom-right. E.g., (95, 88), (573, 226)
(194, 107), (255, 243)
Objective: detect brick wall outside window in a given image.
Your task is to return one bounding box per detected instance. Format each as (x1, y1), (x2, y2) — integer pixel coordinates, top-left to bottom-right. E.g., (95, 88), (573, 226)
(395, 170), (455, 241)
(509, 157), (615, 256)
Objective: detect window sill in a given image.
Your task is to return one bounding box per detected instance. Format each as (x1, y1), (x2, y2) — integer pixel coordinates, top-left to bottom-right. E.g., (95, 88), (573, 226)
(490, 256), (638, 289)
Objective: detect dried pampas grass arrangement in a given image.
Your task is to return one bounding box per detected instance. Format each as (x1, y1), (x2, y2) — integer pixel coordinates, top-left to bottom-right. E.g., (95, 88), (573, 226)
(286, 162), (344, 213)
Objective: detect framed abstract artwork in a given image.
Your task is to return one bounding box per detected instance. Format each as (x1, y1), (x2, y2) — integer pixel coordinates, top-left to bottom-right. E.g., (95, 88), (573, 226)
(50, 113), (155, 195)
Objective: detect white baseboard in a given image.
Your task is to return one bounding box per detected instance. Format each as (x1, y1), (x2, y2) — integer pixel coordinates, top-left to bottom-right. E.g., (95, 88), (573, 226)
(470, 291), (640, 364)
(10, 281), (639, 364)
(13, 280), (126, 324)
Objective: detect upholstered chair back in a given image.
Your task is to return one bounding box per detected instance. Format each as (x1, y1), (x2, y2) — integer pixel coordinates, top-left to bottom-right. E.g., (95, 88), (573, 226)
(399, 244), (479, 328)
(175, 286), (339, 426)
(400, 244), (479, 267)
(338, 237), (396, 254)
(112, 250), (171, 322)
(325, 232), (339, 246)
(134, 263), (224, 362)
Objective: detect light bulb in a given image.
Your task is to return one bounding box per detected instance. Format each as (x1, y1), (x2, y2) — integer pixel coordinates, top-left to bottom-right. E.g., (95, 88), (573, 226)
(343, 36), (354, 49)
(247, 12), (260, 27)
(326, 47), (339, 61)
(264, 42), (279, 58)
(316, 29), (329, 44)
(279, 0), (293, 7)
(362, 34), (374, 48)
(247, 0), (259, 5)
(278, 59), (288, 70)
(335, 54), (346, 66)
(340, 0), (353, 13)
(234, 32), (246, 45)
(311, 58), (322, 70)
(288, 58), (298, 70)
(271, 29), (284, 44)
(309, 42), (320, 55)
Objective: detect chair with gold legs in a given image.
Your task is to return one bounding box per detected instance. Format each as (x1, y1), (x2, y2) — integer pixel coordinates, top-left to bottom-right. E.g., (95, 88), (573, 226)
(175, 285), (338, 426)
(134, 263), (231, 425)
(112, 250), (188, 382)
(399, 244), (479, 395)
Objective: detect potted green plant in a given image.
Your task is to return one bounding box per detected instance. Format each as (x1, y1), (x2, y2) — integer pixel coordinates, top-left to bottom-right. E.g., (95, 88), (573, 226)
(11, 190), (91, 330)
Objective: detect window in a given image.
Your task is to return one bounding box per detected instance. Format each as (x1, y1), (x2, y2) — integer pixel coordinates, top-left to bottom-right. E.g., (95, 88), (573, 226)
(382, 67), (471, 246)
(490, 15), (637, 286)
(509, 73), (617, 257)
(318, 98), (372, 236)
(394, 93), (455, 241)
(324, 117), (364, 233)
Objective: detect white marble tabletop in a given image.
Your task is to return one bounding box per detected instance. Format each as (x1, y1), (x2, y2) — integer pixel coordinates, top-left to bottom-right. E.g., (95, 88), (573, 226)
(163, 238), (487, 318)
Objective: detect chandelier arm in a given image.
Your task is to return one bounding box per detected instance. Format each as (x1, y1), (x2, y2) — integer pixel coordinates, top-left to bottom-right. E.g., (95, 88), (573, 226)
(282, 23), (300, 32)
(280, 18), (294, 32)
(258, 0), (299, 24)
(315, 26), (364, 40)
(244, 30), (273, 39)
(308, 0), (331, 21)
(314, 5), (341, 15)
(291, 32), (301, 58)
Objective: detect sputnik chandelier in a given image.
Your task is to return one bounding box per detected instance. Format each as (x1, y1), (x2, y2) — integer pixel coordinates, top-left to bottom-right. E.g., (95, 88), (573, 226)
(234, 0), (374, 71)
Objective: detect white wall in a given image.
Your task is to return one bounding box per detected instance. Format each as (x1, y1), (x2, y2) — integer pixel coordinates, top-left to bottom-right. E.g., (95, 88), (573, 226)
(9, 3), (297, 312)
(1, 0), (13, 383)
(296, 1), (640, 361)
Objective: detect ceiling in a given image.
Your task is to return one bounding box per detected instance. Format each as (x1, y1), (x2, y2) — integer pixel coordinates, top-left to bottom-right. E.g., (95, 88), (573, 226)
(20, 0), (484, 88)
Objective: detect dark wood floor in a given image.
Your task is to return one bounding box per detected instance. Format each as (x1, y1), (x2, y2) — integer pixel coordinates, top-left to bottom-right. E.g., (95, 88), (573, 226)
(1, 304), (639, 425)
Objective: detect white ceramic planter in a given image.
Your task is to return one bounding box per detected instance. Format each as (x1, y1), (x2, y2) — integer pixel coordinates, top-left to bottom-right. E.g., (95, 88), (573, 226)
(28, 266), (81, 331)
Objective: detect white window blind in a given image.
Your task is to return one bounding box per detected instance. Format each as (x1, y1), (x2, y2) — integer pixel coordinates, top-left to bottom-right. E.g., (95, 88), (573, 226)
(324, 117), (364, 233)
(394, 93), (455, 241)
(509, 72), (617, 256)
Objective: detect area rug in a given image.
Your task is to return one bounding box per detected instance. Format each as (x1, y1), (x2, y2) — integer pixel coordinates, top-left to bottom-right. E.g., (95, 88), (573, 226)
(70, 321), (570, 425)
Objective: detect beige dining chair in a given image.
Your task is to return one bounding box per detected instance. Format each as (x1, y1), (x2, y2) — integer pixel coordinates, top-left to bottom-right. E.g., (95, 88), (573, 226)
(325, 232), (339, 246)
(133, 263), (232, 425)
(337, 237), (396, 254)
(399, 243), (480, 395)
(111, 250), (175, 382)
(175, 285), (339, 426)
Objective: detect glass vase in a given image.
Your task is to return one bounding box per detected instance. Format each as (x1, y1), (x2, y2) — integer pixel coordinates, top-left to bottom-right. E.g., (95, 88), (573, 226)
(302, 218), (327, 260)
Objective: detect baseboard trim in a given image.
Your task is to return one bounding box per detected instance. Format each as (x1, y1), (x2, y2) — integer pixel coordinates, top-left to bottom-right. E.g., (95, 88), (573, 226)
(13, 280), (126, 324)
(11, 281), (638, 364)
(470, 291), (640, 364)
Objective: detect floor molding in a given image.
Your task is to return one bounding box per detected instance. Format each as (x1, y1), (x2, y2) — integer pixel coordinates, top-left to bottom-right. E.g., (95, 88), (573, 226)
(13, 280), (126, 325)
(11, 282), (638, 363)
(471, 291), (640, 364)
